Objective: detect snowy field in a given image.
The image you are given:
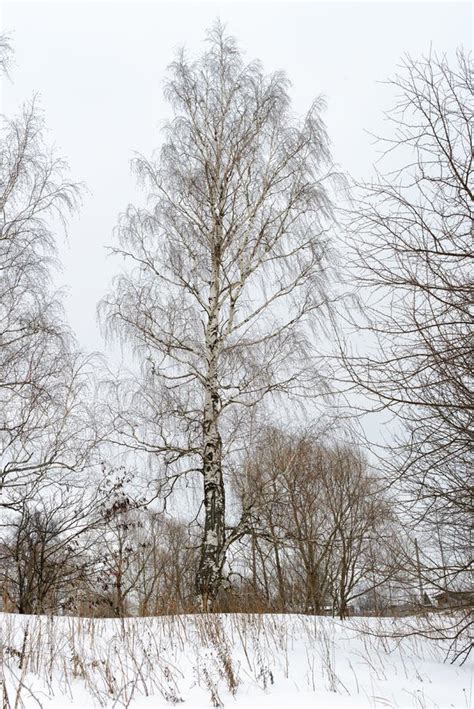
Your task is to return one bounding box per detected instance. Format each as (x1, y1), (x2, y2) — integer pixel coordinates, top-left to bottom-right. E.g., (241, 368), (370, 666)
(1, 612), (471, 708)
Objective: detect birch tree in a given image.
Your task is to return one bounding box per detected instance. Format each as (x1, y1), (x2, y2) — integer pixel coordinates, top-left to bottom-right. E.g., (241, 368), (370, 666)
(0, 40), (99, 510)
(101, 24), (336, 609)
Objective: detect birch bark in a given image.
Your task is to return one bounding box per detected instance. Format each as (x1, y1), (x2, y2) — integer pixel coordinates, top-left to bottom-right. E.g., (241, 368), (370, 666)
(196, 253), (226, 608)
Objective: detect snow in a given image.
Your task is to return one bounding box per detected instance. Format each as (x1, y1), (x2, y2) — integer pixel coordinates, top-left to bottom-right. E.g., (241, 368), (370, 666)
(1, 612), (471, 708)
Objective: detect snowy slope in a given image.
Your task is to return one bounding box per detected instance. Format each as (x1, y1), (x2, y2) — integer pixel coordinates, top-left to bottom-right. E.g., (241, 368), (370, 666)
(1, 612), (471, 708)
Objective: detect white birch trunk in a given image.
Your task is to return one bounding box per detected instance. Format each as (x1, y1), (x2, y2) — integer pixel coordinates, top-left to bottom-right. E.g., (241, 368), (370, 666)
(196, 256), (226, 610)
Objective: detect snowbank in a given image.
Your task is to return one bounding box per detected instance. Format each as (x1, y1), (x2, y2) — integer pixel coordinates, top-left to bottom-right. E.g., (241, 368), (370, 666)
(1, 612), (471, 708)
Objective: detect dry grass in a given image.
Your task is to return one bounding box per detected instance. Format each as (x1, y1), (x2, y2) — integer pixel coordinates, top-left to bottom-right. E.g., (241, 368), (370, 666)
(1, 612), (471, 708)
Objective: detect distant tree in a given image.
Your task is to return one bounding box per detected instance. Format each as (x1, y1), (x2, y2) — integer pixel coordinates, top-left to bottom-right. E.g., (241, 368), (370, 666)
(92, 469), (199, 617)
(93, 469), (146, 617)
(0, 490), (98, 614)
(101, 23), (338, 608)
(235, 427), (395, 617)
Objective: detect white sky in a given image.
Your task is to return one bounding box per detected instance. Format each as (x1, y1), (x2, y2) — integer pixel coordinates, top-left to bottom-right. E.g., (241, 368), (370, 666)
(1, 0), (472, 358)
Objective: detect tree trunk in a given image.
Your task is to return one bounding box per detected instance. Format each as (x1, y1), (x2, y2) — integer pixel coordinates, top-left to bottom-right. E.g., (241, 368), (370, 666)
(195, 258), (226, 611)
(273, 539), (286, 611)
(196, 386), (225, 609)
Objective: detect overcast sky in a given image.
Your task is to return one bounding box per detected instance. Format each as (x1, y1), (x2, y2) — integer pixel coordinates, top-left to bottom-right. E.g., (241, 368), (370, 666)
(2, 0), (472, 358)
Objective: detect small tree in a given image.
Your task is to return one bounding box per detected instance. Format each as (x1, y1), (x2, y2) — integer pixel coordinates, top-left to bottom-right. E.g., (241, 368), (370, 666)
(102, 24), (337, 608)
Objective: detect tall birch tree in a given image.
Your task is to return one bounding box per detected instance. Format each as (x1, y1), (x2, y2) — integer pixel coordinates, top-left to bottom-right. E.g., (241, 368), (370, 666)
(101, 24), (336, 609)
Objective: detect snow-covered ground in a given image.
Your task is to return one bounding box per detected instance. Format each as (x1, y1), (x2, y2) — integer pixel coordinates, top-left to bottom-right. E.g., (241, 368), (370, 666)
(1, 612), (471, 708)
